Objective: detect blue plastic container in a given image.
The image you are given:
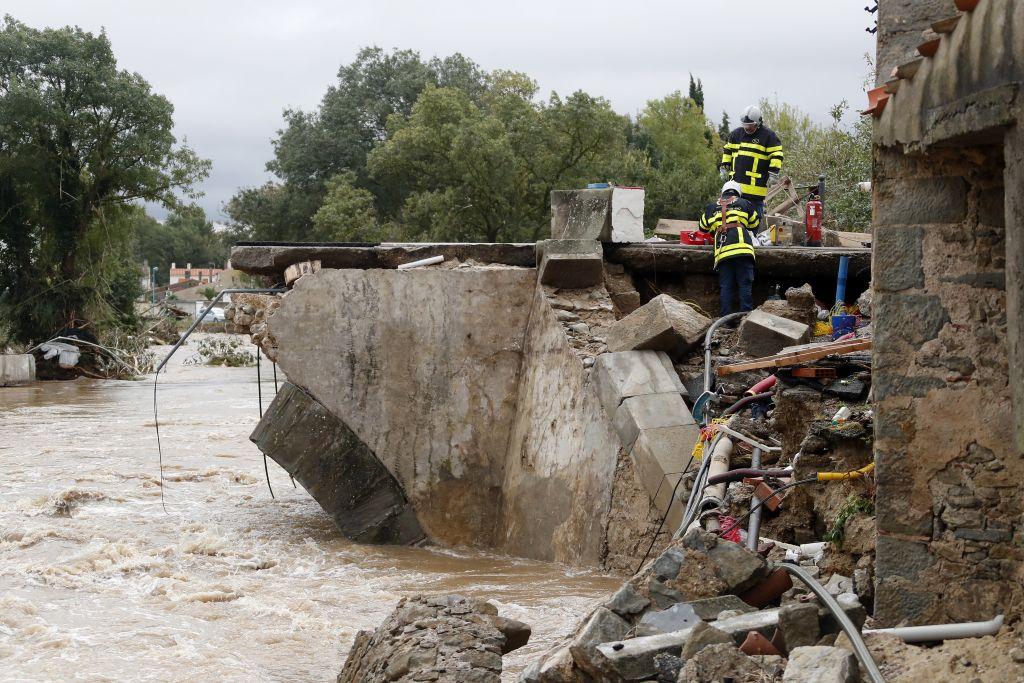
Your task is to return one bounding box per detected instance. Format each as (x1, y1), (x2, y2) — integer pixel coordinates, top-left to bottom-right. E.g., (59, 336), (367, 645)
(586, 182), (610, 189)
(831, 314), (856, 340)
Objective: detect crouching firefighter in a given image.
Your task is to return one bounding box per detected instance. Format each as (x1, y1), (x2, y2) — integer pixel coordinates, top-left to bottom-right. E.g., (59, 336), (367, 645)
(699, 180), (759, 315)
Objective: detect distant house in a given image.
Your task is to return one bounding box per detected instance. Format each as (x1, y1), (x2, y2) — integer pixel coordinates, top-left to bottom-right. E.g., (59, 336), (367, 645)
(169, 262), (223, 285)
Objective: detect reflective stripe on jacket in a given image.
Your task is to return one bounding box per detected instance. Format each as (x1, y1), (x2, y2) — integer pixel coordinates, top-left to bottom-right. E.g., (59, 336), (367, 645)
(720, 126), (784, 199)
(699, 198), (760, 267)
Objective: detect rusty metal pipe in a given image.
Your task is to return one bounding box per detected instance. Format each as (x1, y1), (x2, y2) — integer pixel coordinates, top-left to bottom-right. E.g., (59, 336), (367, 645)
(706, 468), (793, 485)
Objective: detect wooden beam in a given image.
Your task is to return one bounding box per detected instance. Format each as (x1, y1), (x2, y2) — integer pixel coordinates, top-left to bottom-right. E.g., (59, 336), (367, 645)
(716, 339), (872, 376)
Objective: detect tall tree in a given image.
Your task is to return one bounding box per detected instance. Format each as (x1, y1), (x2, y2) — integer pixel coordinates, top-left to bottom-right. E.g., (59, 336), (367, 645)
(0, 17), (208, 342)
(688, 74), (704, 111)
(718, 111), (731, 140)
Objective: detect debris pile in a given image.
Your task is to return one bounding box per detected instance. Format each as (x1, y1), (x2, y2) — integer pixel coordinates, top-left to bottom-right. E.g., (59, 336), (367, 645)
(520, 527), (868, 682)
(337, 594), (530, 683)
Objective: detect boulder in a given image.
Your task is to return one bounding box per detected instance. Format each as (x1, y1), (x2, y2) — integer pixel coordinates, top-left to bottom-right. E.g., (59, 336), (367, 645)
(783, 645), (858, 683)
(679, 621), (733, 660)
(636, 602), (700, 637)
(568, 608), (630, 679)
(681, 529), (769, 593)
(605, 295), (711, 355)
(603, 583), (651, 618)
(681, 595), (757, 621)
(677, 643), (773, 683)
(738, 309), (811, 357)
(778, 602), (820, 651)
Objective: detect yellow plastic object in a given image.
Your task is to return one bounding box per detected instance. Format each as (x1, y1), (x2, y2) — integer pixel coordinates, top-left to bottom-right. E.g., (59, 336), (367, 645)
(817, 462), (875, 482)
(814, 321), (833, 336)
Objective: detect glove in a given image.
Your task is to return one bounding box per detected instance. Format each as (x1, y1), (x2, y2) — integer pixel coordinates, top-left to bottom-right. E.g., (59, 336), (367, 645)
(769, 171), (779, 184)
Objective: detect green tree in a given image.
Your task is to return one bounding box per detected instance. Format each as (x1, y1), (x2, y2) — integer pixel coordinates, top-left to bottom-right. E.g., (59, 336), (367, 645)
(311, 172), (381, 241)
(759, 98), (871, 230)
(0, 17), (208, 342)
(628, 92), (720, 225)
(688, 74), (704, 111)
(718, 111), (731, 140)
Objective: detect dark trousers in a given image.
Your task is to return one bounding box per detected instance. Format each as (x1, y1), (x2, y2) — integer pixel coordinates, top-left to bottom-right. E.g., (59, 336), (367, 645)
(746, 198), (765, 230)
(718, 256), (755, 315)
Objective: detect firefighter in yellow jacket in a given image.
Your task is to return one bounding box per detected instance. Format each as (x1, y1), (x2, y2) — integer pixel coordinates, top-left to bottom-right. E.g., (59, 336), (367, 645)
(699, 181), (759, 315)
(720, 104), (783, 228)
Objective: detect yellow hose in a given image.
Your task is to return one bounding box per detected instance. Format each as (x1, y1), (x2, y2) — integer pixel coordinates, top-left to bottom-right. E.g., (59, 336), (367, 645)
(817, 462), (875, 482)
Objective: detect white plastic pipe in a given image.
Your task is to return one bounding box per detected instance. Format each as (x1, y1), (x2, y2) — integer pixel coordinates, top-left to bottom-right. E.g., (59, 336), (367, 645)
(864, 615), (1004, 643)
(397, 255), (444, 270)
(700, 437), (733, 508)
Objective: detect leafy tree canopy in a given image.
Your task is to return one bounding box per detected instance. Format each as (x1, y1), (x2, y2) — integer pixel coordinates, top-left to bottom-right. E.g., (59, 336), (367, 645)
(0, 16), (209, 343)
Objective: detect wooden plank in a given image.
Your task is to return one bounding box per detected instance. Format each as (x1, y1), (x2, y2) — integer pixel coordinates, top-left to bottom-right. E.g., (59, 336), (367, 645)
(654, 218), (699, 237)
(716, 339), (872, 376)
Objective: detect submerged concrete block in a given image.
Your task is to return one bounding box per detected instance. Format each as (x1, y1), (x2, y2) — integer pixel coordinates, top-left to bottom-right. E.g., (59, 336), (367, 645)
(250, 382), (425, 545)
(551, 188), (612, 240)
(593, 351), (679, 418)
(0, 354), (35, 386)
(537, 239), (604, 288)
(611, 187), (645, 242)
(605, 295), (711, 355)
(739, 309), (811, 357)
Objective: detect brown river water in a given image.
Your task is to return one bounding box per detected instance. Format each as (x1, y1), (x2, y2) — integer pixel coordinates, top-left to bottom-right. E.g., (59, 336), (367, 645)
(0, 336), (619, 681)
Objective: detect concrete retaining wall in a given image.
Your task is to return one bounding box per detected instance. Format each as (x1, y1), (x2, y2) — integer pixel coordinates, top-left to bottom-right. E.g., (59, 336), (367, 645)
(497, 285), (625, 565)
(0, 354), (35, 386)
(265, 267), (535, 547)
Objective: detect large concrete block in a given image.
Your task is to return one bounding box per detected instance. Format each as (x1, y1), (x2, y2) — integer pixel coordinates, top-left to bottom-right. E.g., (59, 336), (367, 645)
(738, 309), (811, 357)
(612, 392), (696, 447)
(611, 187), (645, 242)
(593, 351), (679, 418)
(0, 354), (35, 386)
(537, 239), (604, 288)
(631, 424), (702, 522)
(551, 188), (612, 240)
(250, 382), (425, 545)
(606, 295), (711, 355)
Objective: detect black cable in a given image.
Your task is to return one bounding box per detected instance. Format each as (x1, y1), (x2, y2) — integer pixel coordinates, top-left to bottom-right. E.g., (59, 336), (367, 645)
(256, 346), (275, 500)
(270, 360), (294, 489)
(717, 477), (818, 539)
(634, 453), (696, 575)
(153, 368), (168, 514)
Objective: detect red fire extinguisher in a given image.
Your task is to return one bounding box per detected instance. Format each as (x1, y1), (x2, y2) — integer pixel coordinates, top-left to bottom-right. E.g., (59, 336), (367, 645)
(805, 196), (823, 246)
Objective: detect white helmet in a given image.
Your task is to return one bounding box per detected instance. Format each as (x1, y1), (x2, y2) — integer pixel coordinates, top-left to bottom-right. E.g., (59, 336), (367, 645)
(721, 180), (742, 197)
(740, 105), (762, 125)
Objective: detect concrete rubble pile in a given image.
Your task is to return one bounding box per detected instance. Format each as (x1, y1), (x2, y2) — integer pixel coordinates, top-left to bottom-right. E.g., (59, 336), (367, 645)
(520, 527), (867, 682)
(338, 594), (531, 683)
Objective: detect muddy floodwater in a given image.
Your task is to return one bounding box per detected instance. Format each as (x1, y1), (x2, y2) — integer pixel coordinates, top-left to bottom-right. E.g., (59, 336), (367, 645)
(0, 337), (618, 681)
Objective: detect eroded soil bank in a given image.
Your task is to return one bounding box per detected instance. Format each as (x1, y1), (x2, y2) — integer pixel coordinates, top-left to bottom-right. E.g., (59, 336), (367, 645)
(0, 337), (618, 681)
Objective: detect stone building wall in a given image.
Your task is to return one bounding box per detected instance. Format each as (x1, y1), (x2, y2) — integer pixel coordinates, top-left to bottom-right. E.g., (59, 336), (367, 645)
(871, 0), (1024, 626)
(875, 0), (950, 85)
(871, 144), (1021, 625)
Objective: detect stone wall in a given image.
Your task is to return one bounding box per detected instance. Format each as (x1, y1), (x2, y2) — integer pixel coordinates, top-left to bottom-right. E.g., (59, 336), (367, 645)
(872, 141), (1021, 625)
(871, 0), (1024, 626)
(875, 0), (951, 85)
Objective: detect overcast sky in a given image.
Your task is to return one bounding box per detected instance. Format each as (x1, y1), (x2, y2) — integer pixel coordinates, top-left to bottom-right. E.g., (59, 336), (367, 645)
(9, 1), (875, 220)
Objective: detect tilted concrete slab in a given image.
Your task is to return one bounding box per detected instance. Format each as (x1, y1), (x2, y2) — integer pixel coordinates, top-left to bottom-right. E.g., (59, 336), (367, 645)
(250, 382), (425, 544)
(738, 309), (811, 357)
(593, 351), (680, 420)
(605, 294), (711, 355)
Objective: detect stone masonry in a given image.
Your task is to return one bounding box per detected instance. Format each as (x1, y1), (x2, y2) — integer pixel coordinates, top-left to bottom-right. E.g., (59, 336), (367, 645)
(871, 0), (1024, 625)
